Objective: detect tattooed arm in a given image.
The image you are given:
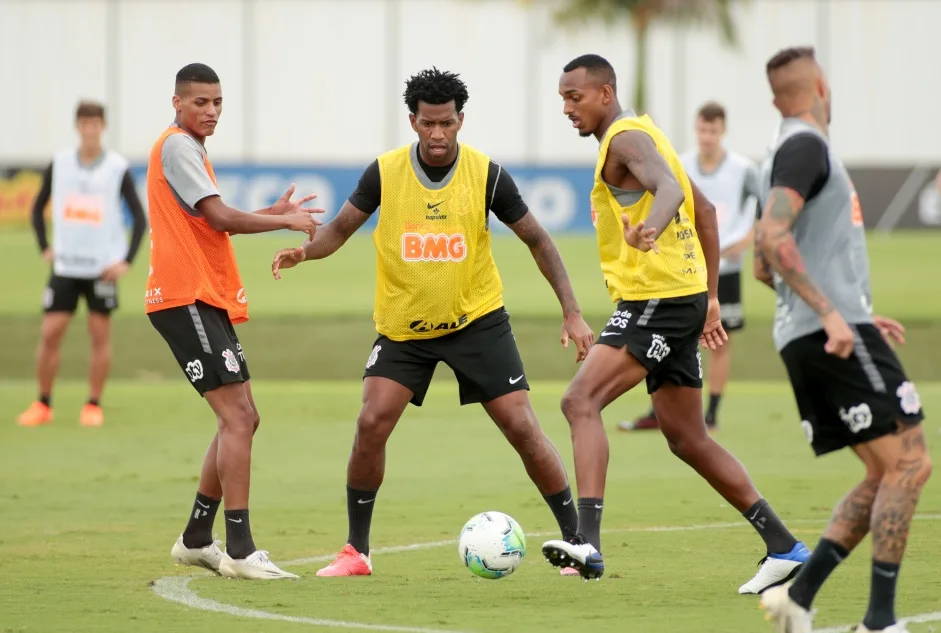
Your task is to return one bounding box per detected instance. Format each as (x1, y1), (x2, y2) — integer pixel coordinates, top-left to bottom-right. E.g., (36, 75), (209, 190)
(301, 201), (370, 260)
(756, 133), (833, 313)
(753, 247), (776, 289)
(756, 188), (834, 315)
(608, 130), (685, 239)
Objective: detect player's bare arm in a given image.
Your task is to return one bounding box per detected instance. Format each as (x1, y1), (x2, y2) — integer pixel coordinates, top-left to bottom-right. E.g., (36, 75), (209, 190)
(690, 180), (719, 299)
(689, 180), (727, 350)
(271, 202), (371, 279)
(197, 193), (321, 238)
(756, 187), (833, 316)
(608, 130), (685, 240)
(753, 249), (775, 289)
(507, 211), (594, 360)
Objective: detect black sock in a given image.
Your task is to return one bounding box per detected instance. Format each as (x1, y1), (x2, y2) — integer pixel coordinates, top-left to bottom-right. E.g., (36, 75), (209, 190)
(347, 486), (378, 555)
(87, 398), (99, 407)
(788, 538), (850, 610)
(707, 393), (722, 420)
(224, 509), (256, 559)
(39, 394), (51, 407)
(576, 498), (604, 552)
(543, 486), (578, 541)
(862, 560), (900, 630)
(182, 492), (221, 548)
(744, 498), (799, 554)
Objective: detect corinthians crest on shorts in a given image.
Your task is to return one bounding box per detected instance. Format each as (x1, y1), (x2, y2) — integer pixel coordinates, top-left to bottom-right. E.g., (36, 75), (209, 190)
(222, 348), (240, 373)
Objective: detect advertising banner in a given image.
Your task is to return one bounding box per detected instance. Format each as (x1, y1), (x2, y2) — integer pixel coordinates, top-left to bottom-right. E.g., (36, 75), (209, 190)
(3, 163), (939, 232)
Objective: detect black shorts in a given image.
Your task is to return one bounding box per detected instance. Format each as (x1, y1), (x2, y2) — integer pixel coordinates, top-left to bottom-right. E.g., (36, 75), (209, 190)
(43, 274), (118, 315)
(364, 308), (529, 407)
(718, 271), (744, 332)
(148, 300), (251, 396)
(597, 292), (707, 394)
(780, 324), (925, 456)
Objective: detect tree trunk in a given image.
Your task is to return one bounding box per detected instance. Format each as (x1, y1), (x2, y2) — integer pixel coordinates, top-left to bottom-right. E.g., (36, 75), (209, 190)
(632, 15), (650, 114)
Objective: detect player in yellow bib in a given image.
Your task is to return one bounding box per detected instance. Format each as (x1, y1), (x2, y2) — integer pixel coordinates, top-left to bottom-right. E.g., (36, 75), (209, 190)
(541, 55), (810, 591)
(272, 68), (594, 577)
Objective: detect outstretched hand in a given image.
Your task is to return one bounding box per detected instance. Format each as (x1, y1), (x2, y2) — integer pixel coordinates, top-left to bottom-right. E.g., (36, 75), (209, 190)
(271, 184), (326, 240)
(272, 246), (307, 280)
(622, 214), (659, 253)
(873, 314), (905, 347)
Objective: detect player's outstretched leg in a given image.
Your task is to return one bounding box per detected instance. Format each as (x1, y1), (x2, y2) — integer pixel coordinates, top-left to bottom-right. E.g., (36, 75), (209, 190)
(206, 381), (296, 579)
(18, 313), (71, 427)
(762, 425), (931, 633)
(482, 391), (580, 576)
(542, 344), (648, 580)
(317, 377), (412, 577)
(652, 384), (810, 594)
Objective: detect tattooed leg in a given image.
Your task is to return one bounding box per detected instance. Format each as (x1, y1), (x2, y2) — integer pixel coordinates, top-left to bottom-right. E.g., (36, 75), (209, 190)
(786, 476), (879, 610)
(863, 425), (932, 630)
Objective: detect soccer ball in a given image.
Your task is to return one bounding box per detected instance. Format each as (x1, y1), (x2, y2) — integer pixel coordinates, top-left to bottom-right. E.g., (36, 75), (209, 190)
(457, 511), (526, 579)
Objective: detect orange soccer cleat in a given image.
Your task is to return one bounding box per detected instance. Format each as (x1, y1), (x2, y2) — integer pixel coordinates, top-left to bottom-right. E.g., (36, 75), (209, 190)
(79, 403), (104, 427)
(17, 401), (54, 427)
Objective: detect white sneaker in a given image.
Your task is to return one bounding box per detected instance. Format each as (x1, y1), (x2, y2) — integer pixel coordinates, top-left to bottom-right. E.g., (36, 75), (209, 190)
(855, 624), (911, 632)
(759, 585), (814, 633)
(219, 549), (299, 580)
(541, 538), (604, 580)
(740, 542), (810, 594)
(170, 534), (224, 574)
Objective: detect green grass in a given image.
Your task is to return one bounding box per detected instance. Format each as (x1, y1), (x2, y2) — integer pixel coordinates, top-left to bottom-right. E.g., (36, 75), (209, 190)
(1, 379), (940, 633)
(1, 228), (940, 630)
(1, 229), (940, 381)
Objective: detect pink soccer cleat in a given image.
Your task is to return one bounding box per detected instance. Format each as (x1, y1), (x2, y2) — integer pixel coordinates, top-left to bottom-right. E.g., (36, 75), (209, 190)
(316, 544), (373, 577)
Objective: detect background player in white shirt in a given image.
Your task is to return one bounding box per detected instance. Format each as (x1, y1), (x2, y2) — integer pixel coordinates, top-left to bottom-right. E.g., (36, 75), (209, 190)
(620, 102), (760, 432)
(17, 101), (147, 428)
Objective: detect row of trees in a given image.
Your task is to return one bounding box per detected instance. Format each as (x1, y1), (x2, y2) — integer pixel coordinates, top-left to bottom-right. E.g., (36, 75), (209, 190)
(515, 0), (743, 113)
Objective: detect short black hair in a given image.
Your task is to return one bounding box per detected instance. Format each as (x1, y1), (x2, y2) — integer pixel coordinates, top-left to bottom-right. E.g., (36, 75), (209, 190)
(563, 54), (617, 90)
(766, 46), (816, 74)
(175, 63), (220, 94)
(403, 67), (469, 115)
(75, 100), (105, 121)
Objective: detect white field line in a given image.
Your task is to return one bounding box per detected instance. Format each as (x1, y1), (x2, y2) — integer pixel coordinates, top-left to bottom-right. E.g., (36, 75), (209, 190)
(152, 515), (941, 633)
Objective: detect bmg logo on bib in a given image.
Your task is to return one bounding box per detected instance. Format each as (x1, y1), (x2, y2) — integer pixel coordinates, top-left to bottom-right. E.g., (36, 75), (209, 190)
(401, 233), (467, 262)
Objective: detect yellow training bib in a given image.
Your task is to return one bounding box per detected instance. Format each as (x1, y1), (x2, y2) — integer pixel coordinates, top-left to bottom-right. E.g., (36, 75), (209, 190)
(373, 143), (504, 341)
(591, 114), (708, 302)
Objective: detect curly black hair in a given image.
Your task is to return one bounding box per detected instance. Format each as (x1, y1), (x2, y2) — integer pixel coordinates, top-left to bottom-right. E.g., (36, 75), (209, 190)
(402, 67), (469, 115)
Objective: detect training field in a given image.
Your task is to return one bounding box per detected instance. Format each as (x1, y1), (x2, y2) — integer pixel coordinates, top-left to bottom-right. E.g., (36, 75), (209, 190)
(1, 229), (939, 632)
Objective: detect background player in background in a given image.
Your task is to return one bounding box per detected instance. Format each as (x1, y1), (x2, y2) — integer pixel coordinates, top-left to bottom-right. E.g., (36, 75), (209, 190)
(621, 101), (761, 432)
(541, 55), (810, 592)
(271, 68), (593, 578)
(18, 101), (147, 428)
(754, 47), (930, 633)
(148, 63), (321, 580)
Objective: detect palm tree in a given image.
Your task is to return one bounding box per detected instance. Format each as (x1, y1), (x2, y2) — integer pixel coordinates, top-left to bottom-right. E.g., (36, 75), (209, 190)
(523, 0), (742, 113)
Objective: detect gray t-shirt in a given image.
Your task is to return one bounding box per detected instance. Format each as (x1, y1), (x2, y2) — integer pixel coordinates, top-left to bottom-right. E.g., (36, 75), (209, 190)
(681, 150), (760, 274)
(160, 128), (220, 214)
(763, 118), (873, 352)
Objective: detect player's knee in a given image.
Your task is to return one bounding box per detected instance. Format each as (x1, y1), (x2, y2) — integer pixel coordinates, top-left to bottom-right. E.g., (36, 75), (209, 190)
(355, 408), (397, 446)
(662, 427), (708, 462)
(250, 408), (261, 434)
(560, 388), (592, 424)
(497, 409), (540, 449)
(217, 400), (257, 438)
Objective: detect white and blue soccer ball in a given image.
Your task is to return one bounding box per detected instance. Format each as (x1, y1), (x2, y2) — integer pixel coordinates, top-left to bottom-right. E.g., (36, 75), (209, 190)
(457, 511), (526, 579)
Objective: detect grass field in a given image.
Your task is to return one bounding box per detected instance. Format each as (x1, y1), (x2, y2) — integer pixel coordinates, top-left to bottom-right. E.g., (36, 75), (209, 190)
(1, 228), (940, 632)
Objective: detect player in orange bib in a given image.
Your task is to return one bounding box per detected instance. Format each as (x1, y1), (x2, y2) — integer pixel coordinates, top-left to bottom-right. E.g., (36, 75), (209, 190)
(540, 55), (810, 591)
(147, 63), (321, 580)
(272, 68), (594, 578)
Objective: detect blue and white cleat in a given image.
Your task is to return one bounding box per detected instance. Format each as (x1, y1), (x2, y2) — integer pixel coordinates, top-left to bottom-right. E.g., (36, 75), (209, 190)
(541, 535), (604, 581)
(740, 541), (811, 594)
